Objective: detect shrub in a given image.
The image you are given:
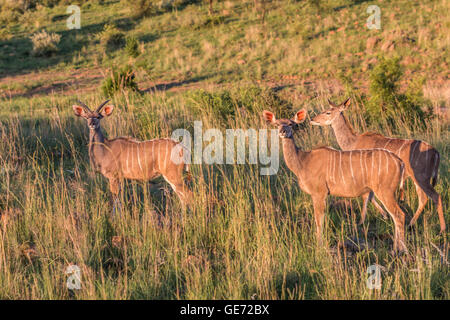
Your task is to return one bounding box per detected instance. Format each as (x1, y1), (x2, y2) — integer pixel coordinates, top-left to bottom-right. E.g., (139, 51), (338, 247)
(188, 89), (235, 121)
(101, 66), (139, 96)
(125, 0), (159, 18)
(1, 0), (37, 13)
(188, 86), (289, 122)
(99, 24), (125, 52)
(202, 15), (225, 27)
(30, 30), (61, 56)
(125, 36), (140, 58)
(367, 57), (431, 126)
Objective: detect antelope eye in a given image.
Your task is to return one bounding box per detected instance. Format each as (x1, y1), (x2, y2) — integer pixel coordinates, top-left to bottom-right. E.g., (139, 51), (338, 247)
(326, 112), (331, 115)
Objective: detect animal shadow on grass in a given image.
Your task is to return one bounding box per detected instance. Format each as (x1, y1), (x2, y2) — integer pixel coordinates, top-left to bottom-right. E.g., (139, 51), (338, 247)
(112, 178), (182, 228)
(141, 74), (212, 93)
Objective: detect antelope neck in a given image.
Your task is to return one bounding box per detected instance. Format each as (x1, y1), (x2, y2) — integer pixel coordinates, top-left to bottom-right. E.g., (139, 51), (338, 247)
(281, 136), (306, 175)
(331, 113), (357, 150)
(89, 127), (107, 170)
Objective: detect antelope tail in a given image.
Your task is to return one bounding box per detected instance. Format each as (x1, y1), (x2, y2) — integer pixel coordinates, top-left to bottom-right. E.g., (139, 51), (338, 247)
(178, 142), (192, 182)
(399, 162), (405, 200)
(431, 152), (440, 187)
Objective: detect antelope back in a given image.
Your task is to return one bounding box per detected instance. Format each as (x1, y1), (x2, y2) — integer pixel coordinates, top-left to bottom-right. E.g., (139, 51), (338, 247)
(107, 138), (187, 180)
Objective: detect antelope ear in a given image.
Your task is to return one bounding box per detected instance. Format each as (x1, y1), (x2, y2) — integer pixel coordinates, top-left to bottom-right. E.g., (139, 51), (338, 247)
(293, 109), (307, 123)
(328, 99), (338, 108)
(73, 105), (87, 117)
(340, 98), (351, 110)
(100, 105), (114, 117)
(262, 110), (276, 124)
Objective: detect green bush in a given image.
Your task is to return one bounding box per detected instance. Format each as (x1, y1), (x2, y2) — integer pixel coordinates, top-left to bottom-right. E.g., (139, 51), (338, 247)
(0, 0), (36, 24)
(189, 89), (235, 121)
(99, 24), (125, 52)
(30, 30), (61, 57)
(125, 0), (159, 18)
(101, 66), (139, 97)
(367, 57), (431, 126)
(125, 36), (140, 58)
(188, 86), (289, 122)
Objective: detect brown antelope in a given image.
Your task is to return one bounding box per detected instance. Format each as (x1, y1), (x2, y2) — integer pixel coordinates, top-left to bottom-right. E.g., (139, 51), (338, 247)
(72, 100), (192, 210)
(311, 98), (445, 233)
(262, 109), (408, 252)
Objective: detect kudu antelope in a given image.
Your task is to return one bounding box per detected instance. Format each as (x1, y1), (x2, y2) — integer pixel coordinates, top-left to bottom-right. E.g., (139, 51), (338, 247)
(311, 98), (445, 233)
(72, 100), (192, 209)
(262, 109), (408, 252)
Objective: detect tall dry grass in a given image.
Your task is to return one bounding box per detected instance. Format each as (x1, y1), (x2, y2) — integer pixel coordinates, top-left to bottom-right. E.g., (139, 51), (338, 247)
(0, 88), (447, 299)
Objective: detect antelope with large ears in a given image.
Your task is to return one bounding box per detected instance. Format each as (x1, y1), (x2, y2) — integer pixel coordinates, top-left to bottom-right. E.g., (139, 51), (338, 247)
(311, 98), (445, 233)
(262, 109), (408, 253)
(73, 100), (192, 211)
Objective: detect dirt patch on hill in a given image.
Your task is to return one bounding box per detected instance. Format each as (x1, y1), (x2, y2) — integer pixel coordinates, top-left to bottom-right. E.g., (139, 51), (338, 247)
(0, 67), (104, 99)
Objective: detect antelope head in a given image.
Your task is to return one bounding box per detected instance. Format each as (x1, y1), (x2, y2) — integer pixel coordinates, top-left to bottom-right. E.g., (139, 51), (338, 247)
(72, 100), (114, 130)
(311, 98), (351, 126)
(262, 109), (307, 139)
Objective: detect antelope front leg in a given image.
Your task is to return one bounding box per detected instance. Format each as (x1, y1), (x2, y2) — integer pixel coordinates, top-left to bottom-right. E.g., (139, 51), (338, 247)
(109, 178), (121, 215)
(360, 192), (370, 225)
(360, 192), (388, 225)
(312, 195), (327, 247)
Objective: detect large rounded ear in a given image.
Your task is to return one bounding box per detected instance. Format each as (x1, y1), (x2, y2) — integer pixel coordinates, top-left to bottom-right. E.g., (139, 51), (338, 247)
(293, 109), (307, 123)
(262, 110), (276, 124)
(340, 98), (351, 111)
(100, 105), (114, 117)
(73, 105), (87, 118)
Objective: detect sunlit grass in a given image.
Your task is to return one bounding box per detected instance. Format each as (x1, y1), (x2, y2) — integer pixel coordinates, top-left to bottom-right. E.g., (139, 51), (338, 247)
(0, 87), (447, 299)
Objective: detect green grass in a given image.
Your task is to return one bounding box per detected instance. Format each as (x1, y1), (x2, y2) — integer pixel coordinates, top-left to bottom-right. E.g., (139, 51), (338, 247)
(0, 0), (448, 300)
(0, 88), (448, 299)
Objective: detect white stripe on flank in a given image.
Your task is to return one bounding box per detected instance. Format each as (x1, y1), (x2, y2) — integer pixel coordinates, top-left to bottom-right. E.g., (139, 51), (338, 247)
(137, 144), (143, 173)
(383, 139), (392, 150)
(333, 152), (336, 184)
(330, 152), (336, 184)
(360, 151), (365, 185)
(165, 141), (169, 170)
(385, 152), (389, 175)
(378, 151), (381, 185)
(157, 143), (161, 173)
(349, 151), (355, 185)
(132, 143), (135, 174)
(397, 141), (407, 156)
(327, 152), (330, 184)
(371, 151), (374, 180)
(126, 147), (129, 174)
(339, 151), (346, 186)
(364, 151), (369, 184)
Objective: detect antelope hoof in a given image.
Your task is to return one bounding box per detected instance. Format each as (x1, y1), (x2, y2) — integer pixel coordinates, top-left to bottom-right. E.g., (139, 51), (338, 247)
(407, 220), (417, 230)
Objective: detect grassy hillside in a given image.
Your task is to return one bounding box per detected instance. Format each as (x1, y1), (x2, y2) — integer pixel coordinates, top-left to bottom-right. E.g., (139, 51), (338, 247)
(0, 0), (448, 299)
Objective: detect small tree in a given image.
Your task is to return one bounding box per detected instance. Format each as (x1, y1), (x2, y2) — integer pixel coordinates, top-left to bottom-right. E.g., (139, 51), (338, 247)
(101, 65), (139, 97)
(30, 30), (61, 56)
(367, 57), (430, 127)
